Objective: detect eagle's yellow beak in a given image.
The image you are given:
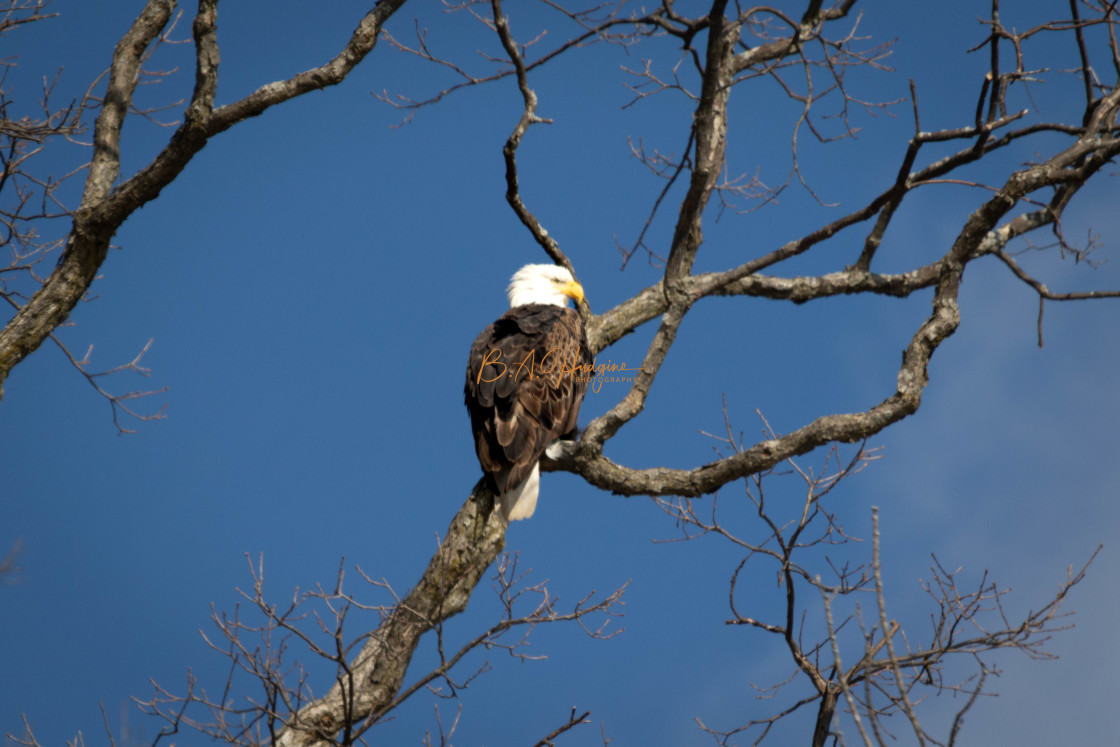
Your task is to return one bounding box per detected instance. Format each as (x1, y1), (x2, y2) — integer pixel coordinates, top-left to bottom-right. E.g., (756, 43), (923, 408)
(562, 279), (585, 306)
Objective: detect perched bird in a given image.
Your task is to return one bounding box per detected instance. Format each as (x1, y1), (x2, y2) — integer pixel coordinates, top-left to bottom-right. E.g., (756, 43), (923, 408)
(465, 264), (592, 520)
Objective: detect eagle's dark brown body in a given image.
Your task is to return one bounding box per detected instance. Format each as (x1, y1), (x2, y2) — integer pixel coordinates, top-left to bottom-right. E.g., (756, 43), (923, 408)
(465, 303), (591, 517)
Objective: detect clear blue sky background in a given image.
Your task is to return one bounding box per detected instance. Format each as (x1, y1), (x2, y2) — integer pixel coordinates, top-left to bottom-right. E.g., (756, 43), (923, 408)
(2, 1), (1118, 745)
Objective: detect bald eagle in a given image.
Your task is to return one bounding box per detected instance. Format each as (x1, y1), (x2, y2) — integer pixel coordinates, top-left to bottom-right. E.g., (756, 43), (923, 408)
(465, 264), (592, 521)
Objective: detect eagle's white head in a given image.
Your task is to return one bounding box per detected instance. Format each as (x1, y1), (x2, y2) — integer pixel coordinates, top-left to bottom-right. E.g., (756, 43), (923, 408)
(507, 264), (585, 308)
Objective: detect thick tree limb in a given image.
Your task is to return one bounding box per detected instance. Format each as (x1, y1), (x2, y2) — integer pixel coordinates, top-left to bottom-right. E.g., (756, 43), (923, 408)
(274, 483), (506, 747)
(0, 0), (409, 398)
(560, 119), (1120, 496)
(0, 0), (172, 394)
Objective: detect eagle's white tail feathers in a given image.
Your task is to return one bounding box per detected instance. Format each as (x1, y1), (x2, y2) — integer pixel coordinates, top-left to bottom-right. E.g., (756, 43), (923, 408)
(500, 461), (540, 521)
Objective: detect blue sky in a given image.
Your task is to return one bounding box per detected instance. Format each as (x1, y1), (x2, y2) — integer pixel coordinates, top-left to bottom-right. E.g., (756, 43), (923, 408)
(2, 1), (1118, 745)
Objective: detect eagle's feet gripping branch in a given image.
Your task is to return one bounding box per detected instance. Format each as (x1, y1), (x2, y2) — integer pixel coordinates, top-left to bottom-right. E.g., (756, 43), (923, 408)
(544, 438), (578, 461)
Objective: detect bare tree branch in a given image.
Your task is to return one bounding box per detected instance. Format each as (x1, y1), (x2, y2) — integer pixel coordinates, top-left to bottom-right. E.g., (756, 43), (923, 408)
(0, 0), (410, 402)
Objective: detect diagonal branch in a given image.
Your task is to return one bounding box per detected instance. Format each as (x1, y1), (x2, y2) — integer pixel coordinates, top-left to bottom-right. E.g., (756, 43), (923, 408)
(531, 707), (593, 747)
(560, 123), (1120, 496)
(0, 0), (173, 398)
(0, 0), (410, 402)
(274, 483), (506, 747)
